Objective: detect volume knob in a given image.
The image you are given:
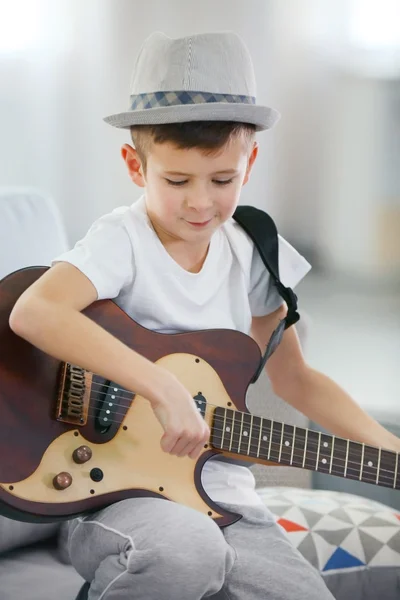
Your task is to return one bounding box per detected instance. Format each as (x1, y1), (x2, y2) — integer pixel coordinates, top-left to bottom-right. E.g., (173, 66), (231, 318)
(72, 445), (93, 464)
(53, 472), (73, 490)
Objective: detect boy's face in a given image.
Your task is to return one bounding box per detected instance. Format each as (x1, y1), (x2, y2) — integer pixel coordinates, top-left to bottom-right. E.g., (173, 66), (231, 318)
(121, 133), (258, 246)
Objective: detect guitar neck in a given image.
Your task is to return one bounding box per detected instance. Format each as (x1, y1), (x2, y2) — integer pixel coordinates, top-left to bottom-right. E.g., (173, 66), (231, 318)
(211, 407), (400, 490)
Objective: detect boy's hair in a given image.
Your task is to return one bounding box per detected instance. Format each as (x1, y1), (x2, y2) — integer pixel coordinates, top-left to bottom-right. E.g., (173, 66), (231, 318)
(130, 121), (256, 173)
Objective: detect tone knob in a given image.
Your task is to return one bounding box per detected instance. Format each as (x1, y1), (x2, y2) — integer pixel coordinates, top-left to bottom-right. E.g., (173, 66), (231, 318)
(72, 445), (93, 464)
(90, 468), (104, 482)
(53, 472), (73, 490)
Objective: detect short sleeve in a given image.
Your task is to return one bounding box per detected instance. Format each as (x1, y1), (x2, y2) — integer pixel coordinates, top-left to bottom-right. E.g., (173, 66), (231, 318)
(52, 207), (135, 300)
(249, 234), (311, 317)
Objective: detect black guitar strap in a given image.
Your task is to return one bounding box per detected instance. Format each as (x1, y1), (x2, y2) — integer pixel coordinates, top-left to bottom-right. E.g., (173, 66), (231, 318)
(233, 205), (300, 382)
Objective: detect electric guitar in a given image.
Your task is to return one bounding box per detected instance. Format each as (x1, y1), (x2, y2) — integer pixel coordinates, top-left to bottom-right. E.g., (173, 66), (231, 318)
(0, 267), (398, 527)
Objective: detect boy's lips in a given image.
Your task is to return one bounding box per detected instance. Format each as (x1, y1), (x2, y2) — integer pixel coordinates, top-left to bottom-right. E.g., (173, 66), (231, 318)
(185, 218), (213, 228)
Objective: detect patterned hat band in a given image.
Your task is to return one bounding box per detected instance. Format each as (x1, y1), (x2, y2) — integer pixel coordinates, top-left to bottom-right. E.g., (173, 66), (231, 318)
(130, 91), (256, 111)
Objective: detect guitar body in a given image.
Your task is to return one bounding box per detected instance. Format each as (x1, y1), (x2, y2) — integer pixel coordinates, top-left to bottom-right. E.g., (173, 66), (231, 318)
(0, 267), (262, 526)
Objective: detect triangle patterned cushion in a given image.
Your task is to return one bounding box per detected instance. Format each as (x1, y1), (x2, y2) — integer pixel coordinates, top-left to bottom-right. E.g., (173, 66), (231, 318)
(258, 487), (400, 600)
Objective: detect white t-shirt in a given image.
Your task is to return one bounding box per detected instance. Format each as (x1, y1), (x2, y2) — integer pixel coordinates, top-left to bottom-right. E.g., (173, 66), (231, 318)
(54, 196), (311, 506)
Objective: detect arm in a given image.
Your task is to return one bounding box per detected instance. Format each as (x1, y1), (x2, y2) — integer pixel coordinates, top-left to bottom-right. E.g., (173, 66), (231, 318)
(9, 263), (209, 458)
(251, 306), (400, 453)
(10, 263), (159, 395)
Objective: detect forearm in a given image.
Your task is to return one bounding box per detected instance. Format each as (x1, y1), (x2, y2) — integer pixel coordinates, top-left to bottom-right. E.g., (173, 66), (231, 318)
(283, 367), (400, 452)
(9, 297), (162, 402)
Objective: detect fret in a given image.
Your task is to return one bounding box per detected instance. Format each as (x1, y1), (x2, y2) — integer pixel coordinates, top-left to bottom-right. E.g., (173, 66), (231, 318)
(329, 437), (335, 474)
(302, 429), (309, 468)
(315, 432), (321, 470)
(223, 408), (234, 452)
(278, 424), (284, 463)
(238, 412), (245, 454)
(331, 437), (348, 477)
(360, 444), (365, 481)
(228, 410), (235, 452)
(267, 419), (274, 460)
(345, 441), (363, 481)
(290, 426), (296, 465)
(378, 449), (397, 489)
(249, 415), (263, 459)
(269, 421), (283, 463)
(230, 410), (242, 454)
(259, 418), (273, 461)
(317, 433), (334, 474)
(220, 408), (227, 450)
(248, 414), (254, 456)
(241, 412), (253, 457)
(290, 426), (306, 469)
(344, 439), (349, 477)
(210, 406), (224, 449)
(257, 416), (263, 458)
(280, 424), (295, 466)
(376, 448), (382, 485)
(248, 415), (262, 458)
(362, 445), (379, 485)
(304, 430), (319, 471)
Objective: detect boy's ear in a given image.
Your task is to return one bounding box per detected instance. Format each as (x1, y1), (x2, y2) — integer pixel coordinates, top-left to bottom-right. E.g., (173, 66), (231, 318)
(121, 144), (146, 187)
(242, 142), (258, 186)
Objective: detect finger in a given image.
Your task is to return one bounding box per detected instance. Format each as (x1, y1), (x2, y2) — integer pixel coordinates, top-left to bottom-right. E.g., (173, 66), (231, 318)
(185, 425), (210, 459)
(175, 440), (195, 458)
(183, 423), (209, 458)
(188, 437), (210, 459)
(176, 433), (206, 458)
(173, 424), (207, 457)
(160, 429), (180, 454)
(170, 433), (193, 456)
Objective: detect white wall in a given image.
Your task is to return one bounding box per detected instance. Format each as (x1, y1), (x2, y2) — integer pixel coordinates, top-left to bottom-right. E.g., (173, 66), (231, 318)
(0, 0), (282, 245)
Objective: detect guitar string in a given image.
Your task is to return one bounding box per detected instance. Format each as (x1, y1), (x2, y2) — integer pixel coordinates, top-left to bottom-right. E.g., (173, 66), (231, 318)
(60, 419), (398, 485)
(68, 384), (399, 478)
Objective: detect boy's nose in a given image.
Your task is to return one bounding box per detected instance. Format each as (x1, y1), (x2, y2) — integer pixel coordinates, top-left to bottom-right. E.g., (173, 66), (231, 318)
(186, 195), (213, 211)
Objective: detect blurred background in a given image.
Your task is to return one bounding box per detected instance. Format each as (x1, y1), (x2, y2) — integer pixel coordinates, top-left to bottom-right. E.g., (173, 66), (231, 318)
(0, 0), (399, 425)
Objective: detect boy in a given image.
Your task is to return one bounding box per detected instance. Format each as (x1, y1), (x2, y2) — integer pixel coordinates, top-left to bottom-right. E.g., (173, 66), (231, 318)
(10, 32), (400, 600)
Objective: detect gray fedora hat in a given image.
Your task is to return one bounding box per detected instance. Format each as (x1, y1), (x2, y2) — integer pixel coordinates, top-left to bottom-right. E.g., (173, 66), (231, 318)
(103, 31), (280, 132)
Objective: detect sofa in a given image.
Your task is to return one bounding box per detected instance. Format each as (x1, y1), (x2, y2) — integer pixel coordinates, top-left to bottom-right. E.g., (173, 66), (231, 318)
(0, 188), (399, 600)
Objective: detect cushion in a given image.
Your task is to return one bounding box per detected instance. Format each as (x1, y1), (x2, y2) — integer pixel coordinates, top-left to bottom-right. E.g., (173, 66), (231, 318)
(0, 515), (60, 555)
(259, 487), (400, 600)
(0, 187), (69, 279)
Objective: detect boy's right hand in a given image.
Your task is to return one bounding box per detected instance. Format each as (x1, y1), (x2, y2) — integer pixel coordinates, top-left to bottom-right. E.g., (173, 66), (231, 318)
(147, 367), (210, 460)
(9, 262), (209, 461)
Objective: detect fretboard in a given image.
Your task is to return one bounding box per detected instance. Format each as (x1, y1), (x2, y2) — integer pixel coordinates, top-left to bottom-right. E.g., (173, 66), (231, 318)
(211, 408), (400, 490)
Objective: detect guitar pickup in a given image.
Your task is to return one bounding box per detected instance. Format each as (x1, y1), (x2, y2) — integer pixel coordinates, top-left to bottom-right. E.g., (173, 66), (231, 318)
(94, 380), (133, 433)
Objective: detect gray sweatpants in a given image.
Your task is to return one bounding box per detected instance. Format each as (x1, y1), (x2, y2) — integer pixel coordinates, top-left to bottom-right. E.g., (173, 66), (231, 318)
(60, 497), (334, 600)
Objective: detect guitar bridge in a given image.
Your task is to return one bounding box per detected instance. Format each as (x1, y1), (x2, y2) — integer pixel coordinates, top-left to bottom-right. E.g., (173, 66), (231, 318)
(56, 363), (92, 425)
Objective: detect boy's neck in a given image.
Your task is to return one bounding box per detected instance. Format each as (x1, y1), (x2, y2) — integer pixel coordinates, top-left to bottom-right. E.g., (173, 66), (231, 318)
(149, 215), (212, 274)
(181, 247), (210, 273)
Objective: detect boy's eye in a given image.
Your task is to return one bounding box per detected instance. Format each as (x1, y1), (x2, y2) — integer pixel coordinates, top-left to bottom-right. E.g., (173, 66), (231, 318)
(166, 179), (187, 186)
(214, 179), (233, 186)
(165, 178), (234, 186)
